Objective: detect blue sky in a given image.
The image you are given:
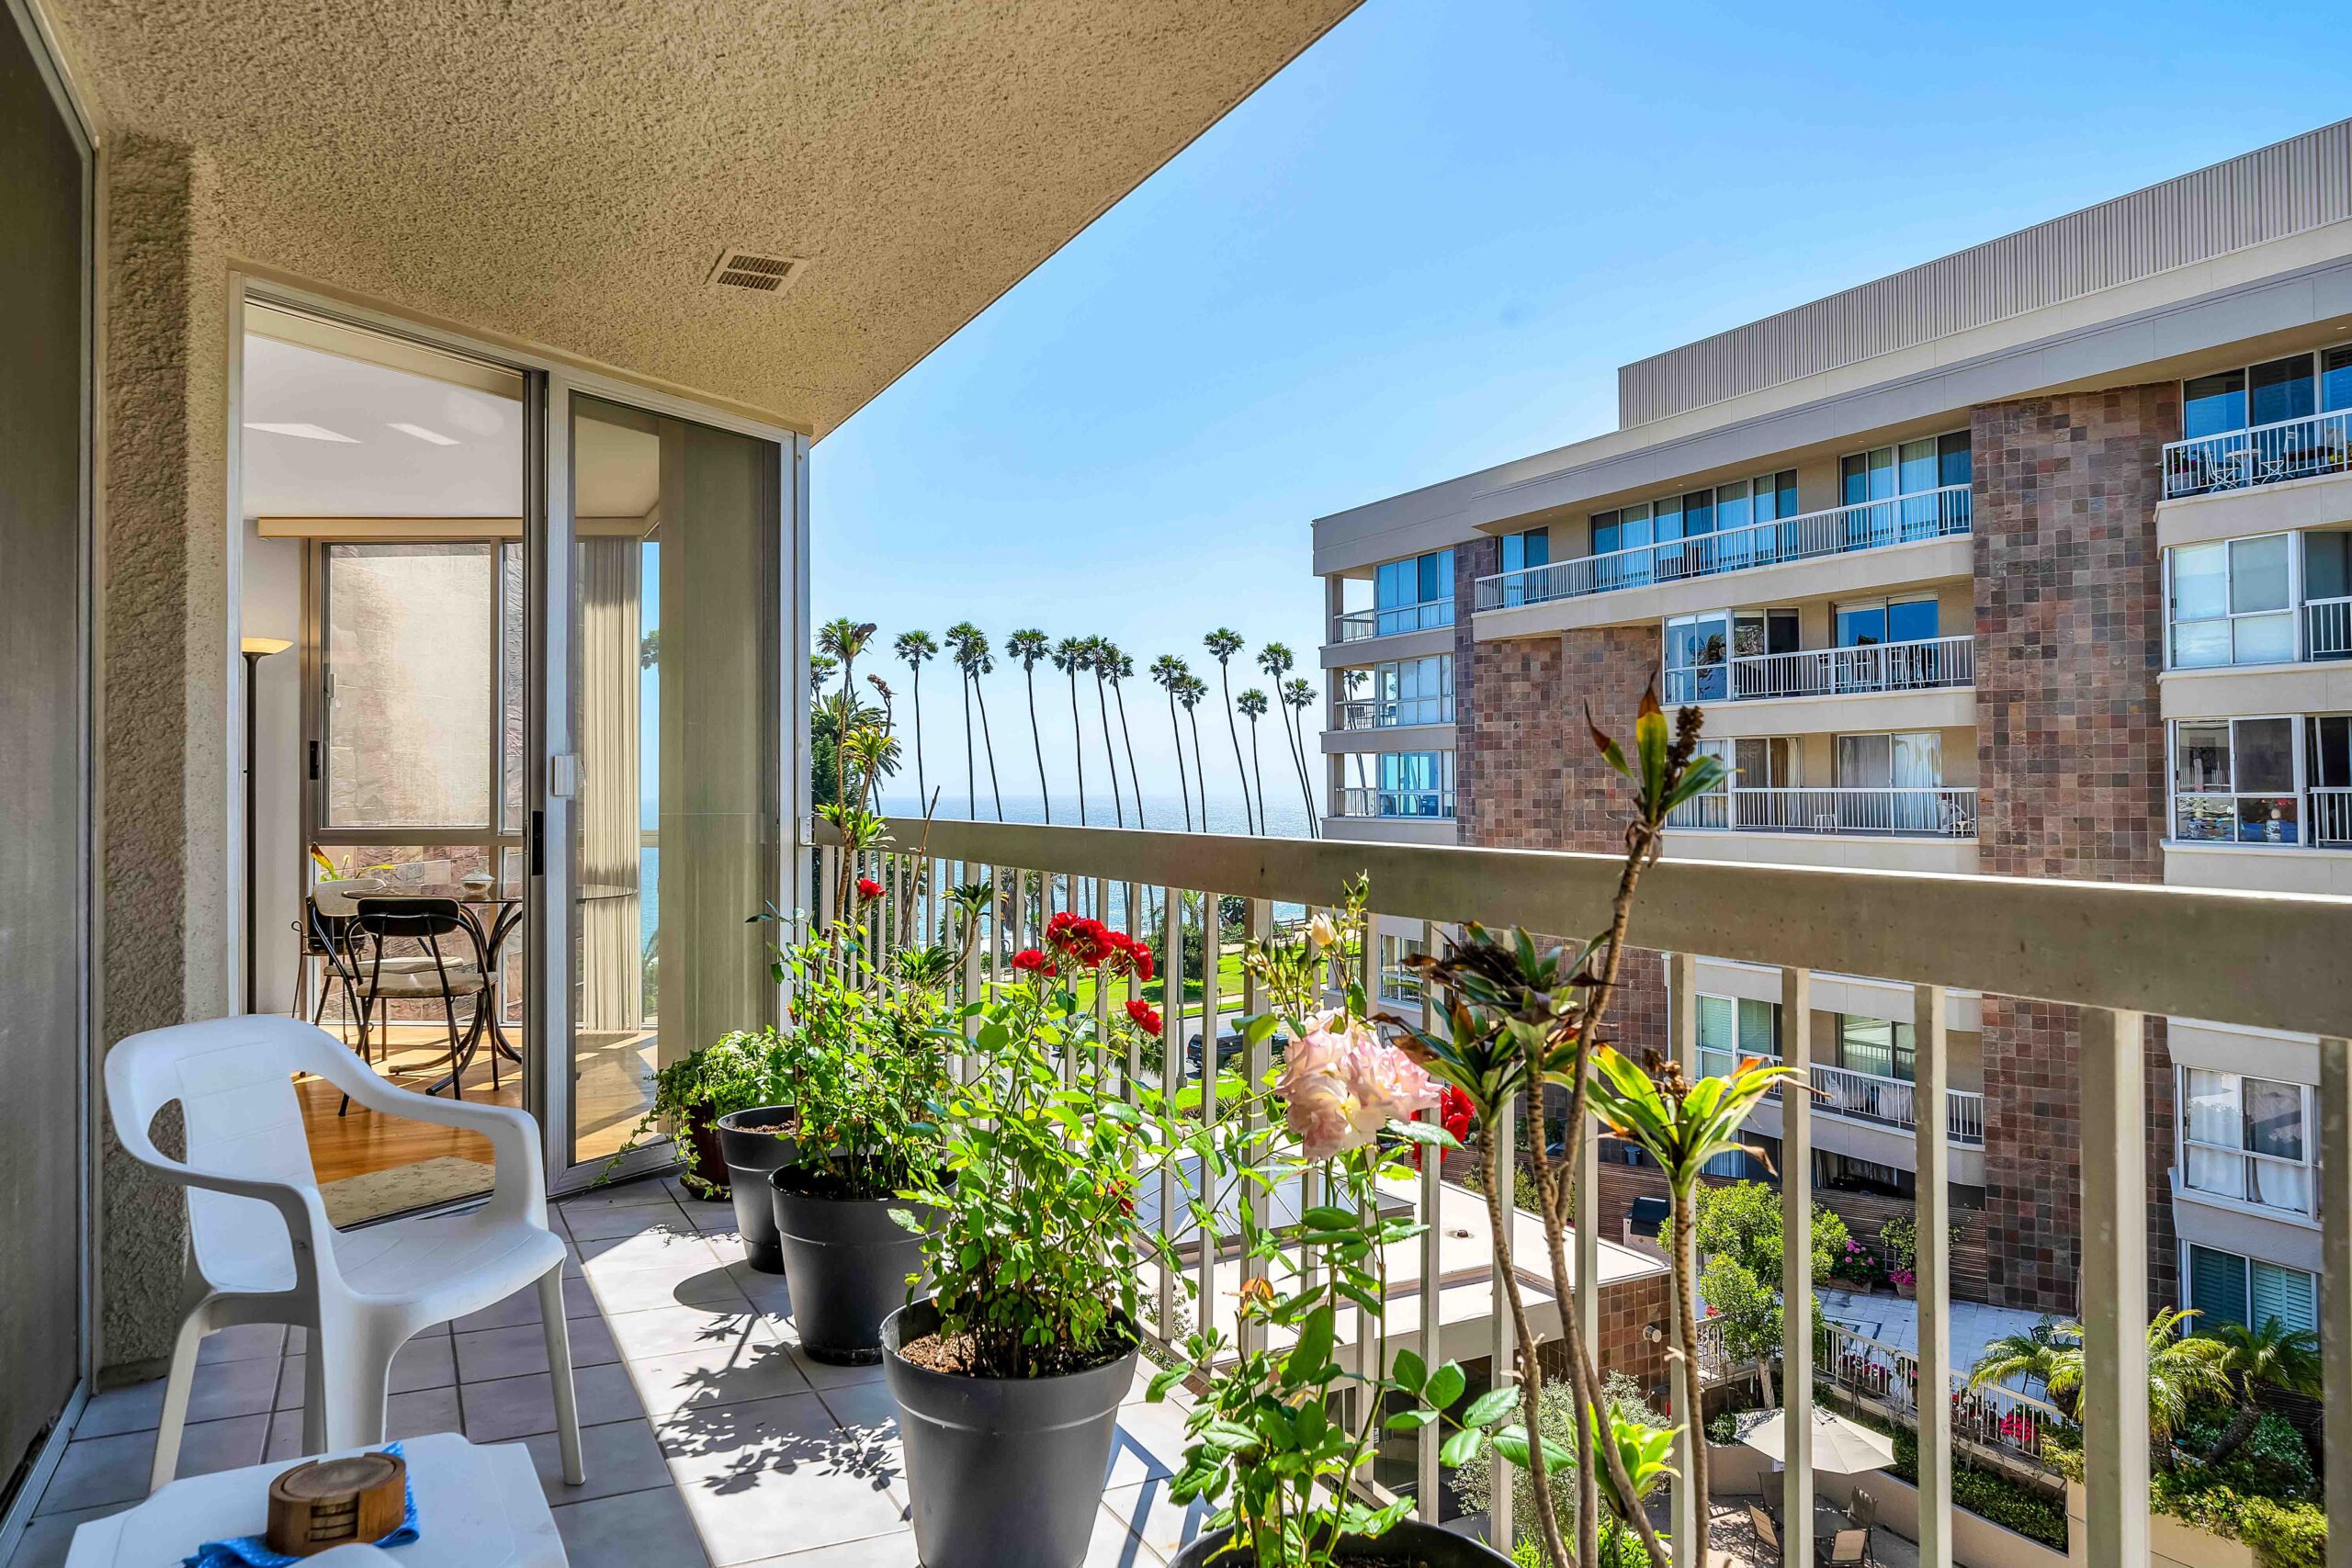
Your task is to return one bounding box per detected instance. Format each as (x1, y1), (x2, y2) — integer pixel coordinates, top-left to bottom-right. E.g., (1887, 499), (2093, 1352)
(813, 0), (2350, 796)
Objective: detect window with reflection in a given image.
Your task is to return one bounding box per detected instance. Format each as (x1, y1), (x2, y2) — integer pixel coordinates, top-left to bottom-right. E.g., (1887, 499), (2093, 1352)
(2182, 1069), (2312, 1215)
(2166, 536), (2293, 668)
(2171, 716), (2297, 843)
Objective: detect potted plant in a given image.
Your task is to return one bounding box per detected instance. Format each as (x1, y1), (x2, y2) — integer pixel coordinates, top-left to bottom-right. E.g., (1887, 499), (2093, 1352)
(882, 911), (1180, 1568)
(1153, 887), (1519, 1567)
(763, 941), (953, 1361)
(612, 1026), (790, 1204)
(1879, 1214), (1918, 1300)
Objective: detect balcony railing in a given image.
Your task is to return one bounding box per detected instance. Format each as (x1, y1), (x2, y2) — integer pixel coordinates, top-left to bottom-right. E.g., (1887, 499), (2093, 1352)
(1473, 483), (1973, 611)
(1704, 1050), (1985, 1146)
(1667, 635), (1974, 704)
(2307, 595), (2352, 660)
(1670, 785), (1978, 838)
(1330, 697), (1453, 731)
(1332, 786), (1455, 820)
(811, 815), (2352, 1562)
(1822, 1323), (2076, 1478)
(2161, 409), (2352, 499)
(1333, 599), (1453, 643)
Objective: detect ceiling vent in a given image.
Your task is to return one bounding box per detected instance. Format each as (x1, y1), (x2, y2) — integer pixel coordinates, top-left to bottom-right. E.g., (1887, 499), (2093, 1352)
(707, 250), (806, 296)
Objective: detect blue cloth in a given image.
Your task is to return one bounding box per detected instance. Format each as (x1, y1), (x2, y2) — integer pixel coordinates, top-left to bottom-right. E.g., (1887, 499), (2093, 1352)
(184, 1440), (421, 1567)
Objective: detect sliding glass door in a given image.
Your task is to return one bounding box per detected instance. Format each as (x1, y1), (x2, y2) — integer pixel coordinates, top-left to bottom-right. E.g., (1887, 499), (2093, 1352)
(558, 392), (788, 1179)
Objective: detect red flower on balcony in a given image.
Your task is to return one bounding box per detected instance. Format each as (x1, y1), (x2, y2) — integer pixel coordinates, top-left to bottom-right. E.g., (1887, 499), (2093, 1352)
(1131, 945), (1155, 983)
(1011, 947), (1056, 976)
(855, 876), (884, 900)
(1125, 998), (1162, 1035)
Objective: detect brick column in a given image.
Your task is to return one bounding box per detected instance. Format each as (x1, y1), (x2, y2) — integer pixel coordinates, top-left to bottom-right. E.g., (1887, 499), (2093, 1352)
(1972, 385), (2177, 1313)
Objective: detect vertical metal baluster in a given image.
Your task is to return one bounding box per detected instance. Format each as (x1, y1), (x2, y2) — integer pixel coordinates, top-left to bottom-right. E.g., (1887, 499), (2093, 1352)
(2080, 1007), (2150, 1568)
(958, 861), (981, 1082)
(1125, 880), (1144, 1101)
(1668, 952), (1700, 1568)
(2320, 1035), (2352, 1568)
(1237, 897), (1271, 1361)
(1915, 982), (1952, 1568)
(1197, 890), (1222, 1353)
(1416, 917), (1444, 1517)
(1487, 1086), (1516, 1557)
(1300, 906), (1324, 1299)
(1781, 967), (1815, 1568)
(1573, 924), (1601, 1546)
(818, 845), (839, 978)
(1158, 885), (1181, 1345)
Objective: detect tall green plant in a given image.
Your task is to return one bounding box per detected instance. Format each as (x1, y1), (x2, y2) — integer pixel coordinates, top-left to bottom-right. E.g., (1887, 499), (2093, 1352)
(1104, 648), (1148, 830)
(1177, 673), (1213, 832)
(892, 630), (937, 813)
(944, 623), (1002, 821)
(1238, 688), (1270, 835)
(1280, 676), (1320, 838)
(1967, 1307), (2233, 1468)
(1204, 627), (1254, 835)
(1149, 654), (1195, 832)
(1005, 628), (1054, 824)
(2202, 1316), (2321, 1466)
(1052, 635), (1092, 825)
(1087, 637), (1127, 829)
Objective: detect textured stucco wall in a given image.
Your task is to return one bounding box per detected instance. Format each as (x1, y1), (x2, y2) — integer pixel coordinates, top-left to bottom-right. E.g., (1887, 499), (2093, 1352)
(96, 134), (232, 1375)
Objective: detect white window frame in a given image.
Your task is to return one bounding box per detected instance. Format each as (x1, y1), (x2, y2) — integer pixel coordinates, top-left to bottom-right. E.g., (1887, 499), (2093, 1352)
(2176, 1066), (2316, 1222)
(2163, 532), (2301, 671)
(2168, 714), (2304, 845)
(1373, 654), (1453, 728)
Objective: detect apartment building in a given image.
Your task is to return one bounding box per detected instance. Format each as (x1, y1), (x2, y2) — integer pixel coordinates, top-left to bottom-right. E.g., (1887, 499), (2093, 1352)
(1317, 118), (2352, 1322)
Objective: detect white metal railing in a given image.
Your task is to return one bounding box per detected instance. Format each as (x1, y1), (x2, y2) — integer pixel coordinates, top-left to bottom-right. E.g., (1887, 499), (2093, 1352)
(1335, 600), (1453, 642)
(1698, 1051), (1985, 1148)
(1948, 1088), (1985, 1146)
(1474, 483), (1973, 611)
(2312, 786), (2352, 846)
(1822, 1323), (2075, 1476)
(1332, 786), (1455, 820)
(2161, 409), (2352, 499)
(1669, 785), (1977, 838)
(1667, 635), (1974, 704)
(1331, 697), (1452, 731)
(1332, 698), (1376, 730)
(2307, 595), (2352, 660)
(816, 814), (2352, 1561)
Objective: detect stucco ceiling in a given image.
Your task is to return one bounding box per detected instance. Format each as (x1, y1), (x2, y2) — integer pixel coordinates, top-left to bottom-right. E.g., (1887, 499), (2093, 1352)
(45, 0), (1358, 437)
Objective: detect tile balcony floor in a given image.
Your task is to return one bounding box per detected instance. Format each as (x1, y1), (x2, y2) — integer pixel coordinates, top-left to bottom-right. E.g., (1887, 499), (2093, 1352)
(5, 1177), (1210, 1568)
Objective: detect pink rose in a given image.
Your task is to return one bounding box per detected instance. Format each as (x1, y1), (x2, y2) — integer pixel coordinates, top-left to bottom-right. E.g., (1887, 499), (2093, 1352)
(1276, 1015), (1434, 1160)
(1342, 1039), (1438, 1134)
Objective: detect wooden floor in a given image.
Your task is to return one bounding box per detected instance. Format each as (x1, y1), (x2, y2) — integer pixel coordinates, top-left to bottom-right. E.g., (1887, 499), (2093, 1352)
(299, 1021), (659, 1190)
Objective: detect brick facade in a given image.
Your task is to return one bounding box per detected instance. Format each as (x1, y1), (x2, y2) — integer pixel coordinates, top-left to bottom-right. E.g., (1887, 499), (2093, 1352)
(1971, 385), (2177, 1313)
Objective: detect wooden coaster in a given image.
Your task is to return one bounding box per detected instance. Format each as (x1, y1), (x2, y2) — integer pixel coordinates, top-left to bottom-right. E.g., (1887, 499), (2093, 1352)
(265, 1451), (407, 1558)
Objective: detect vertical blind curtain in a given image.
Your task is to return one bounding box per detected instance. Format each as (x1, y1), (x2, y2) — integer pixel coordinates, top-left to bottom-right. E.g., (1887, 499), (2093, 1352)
(579, 536), (643, 1033)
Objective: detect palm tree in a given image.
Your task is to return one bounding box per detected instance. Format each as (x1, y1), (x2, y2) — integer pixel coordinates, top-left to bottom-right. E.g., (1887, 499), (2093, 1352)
(1149, 655), (1193, 831)
(1176, 673), (1212, 832)
(2199, 1316), (2321, 1464)
(1086, 637), (1126, 829)
(1281, 678), (1321, 835)
(1256, 643), (1312, 837)
(1237, 688), (1272, 834)
(1967, 1307), (2233, 1469)
(1051, 636), (1091, 825)
(1104, 649), (1146, 829)
(1005, 629), (1054, 824)
(1204, 628), (1255, 835)
(893, 631), (938, 812)
(944, 623), (1002, 821)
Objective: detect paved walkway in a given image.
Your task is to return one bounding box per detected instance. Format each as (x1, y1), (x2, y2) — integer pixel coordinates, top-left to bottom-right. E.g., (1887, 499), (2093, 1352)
(1815, 1285), (2051, 1375)
(5, 1175), (1208, 1568)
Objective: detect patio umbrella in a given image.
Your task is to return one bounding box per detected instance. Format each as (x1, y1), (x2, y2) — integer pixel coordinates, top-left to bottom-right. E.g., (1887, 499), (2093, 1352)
(1732, 1407), (1897, 1475)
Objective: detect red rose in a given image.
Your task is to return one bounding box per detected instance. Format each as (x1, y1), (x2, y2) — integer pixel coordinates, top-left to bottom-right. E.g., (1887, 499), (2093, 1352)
(855, 876), (884, 899)
(1131, 946), (1155, 983)
(1011, 948), (1055, 976)
(1125, 998), (1162, 1035)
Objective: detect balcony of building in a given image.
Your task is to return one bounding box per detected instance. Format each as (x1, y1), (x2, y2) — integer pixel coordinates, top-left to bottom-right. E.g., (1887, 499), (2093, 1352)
(1659, 582), (1977, 740)
(2162, 710), (2352, 893)
(1321, 550), (1457, 667)
(1663, 728), (1979, 874)
(1320, 653), (1456, 757)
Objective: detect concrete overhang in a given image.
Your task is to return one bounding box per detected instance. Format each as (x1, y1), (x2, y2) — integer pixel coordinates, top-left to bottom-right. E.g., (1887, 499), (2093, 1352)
(40, 0), (1358, 436)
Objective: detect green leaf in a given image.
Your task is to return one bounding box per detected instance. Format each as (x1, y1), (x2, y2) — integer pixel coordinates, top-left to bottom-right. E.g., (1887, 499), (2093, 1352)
(1391, 1348), (1427, 1394)
(1424, 1362), (1465, 1410)
(1439, 1427), (1487, 1468)
(1383, 1408), (1440, 1432)
(1300, 1205), (1358, 1231)
(1147, 1366), (1185, 1403)
(1461, 1386), (1521, 1429)
(1283, 1305), (1334, 1388)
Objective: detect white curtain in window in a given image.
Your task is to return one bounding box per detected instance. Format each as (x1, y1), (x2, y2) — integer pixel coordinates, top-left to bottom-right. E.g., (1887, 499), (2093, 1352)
(578, 536), (644, 1034)
(2183, 1070), (2245, 1199)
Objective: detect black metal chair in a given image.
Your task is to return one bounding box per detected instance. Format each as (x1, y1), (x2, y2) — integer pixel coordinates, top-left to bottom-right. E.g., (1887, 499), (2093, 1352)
(351, 898), (492, 1100)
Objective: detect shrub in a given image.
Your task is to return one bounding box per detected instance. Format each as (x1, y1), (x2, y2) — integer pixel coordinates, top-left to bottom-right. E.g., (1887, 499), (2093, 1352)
(1691, 1179), (1849, 1283)
(1850, 1410), (2070, 1551)
(2154, 1470), (2327, 1568)
(2177, 1405), (2315, 1500)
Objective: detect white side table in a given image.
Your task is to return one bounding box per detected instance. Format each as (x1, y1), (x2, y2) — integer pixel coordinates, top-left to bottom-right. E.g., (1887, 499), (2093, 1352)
(65, 1432), (565, 1567)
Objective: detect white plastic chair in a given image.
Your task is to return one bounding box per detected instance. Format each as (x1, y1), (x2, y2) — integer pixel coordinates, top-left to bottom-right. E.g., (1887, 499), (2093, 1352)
(105, 1016), (583, 1494)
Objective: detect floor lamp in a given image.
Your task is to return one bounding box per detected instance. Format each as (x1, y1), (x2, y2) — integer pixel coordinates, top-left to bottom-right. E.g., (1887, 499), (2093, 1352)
(242, 636), (293, 1013)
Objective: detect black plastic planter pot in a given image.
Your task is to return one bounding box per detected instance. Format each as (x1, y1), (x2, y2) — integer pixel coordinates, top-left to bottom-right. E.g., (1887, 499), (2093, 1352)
(767, 1174), (929, 1362)
(1170, 1521), (1513, 1567)
(714, 1106), (797, 1272)
(882, 1299), (1136, 1568)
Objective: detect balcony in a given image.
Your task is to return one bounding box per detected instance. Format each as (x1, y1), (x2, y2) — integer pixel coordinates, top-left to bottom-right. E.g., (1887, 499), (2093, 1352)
(1473, 484), (1973, 612)
(1330, 697), (1453, 732)
(2162, 409), (2352, 500)
(1332, 786), (1455, 820)
(1666, 635), (1974, 705)
(1701, 1051), (1985, 1147)
(1332, 598), (1453, 644)
(1671, 786), (1978, 839)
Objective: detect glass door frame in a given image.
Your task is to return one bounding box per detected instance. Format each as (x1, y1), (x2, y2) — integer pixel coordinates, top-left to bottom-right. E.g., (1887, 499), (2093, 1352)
(234, 278), (810, 1198)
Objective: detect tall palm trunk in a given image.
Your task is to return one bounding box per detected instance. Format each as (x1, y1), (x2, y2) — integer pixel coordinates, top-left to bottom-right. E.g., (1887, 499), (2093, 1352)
(1185, 708), (1211, 832)
(909, 665), (927, 810)
(1092, 673), (1125, 828)
(972, 683), (1003, 821)
(1217, 669), (1255, 835)
(1166, 693), (1193, 831)
(1279, 698), (1317, 839)
(1112, 682), (1146, 829)
(1022, 669), (1052, 824)
(961, 677), (977, 821)
(1245, 719), (1268, 835)
(1066, 671), (1089, 825)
